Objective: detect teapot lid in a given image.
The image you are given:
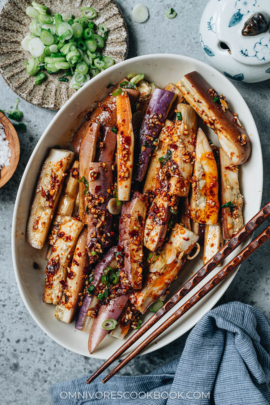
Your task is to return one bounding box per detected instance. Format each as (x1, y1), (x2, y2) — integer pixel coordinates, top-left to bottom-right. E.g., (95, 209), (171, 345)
(216, 0), (270, 66)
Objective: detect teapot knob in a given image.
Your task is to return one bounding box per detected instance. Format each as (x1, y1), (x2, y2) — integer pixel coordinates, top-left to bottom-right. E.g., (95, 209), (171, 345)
(242, 12), (270, 36)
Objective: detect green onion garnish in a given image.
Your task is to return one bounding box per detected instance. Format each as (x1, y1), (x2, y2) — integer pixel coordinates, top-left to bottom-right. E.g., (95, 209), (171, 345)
(91, 251), (97, 256)
(136, 320), (143, 329)
(222, 201), (235, 213)
(112, 88), (122, 97)
(59, 77), (69, 82)
(159, 150), (172, 166)
(102, 319), (118, 330)
(170, 208), (178, 215)
(78, 176), (89, 195)
(165, 8), (177, 19)
(213, 96), (219, 103)
(120, 81), (136, 89)
(87, 285), (95, 295)
(111, 127), (117, 134)
(13, 123), (27, 133)
(130, 74), (145, 85)
(176, 112), (182, 120)
(149, 300), (164, 313)
(35, 72), (47, 85)
(80, 7), (98, 19)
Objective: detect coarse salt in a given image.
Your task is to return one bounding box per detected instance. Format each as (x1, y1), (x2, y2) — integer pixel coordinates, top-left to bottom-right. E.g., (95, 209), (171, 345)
(0, 123), (11, 170)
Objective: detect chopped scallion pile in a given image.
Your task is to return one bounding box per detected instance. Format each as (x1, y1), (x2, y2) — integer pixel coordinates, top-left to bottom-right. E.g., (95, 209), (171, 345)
(21, 2), (115, 89)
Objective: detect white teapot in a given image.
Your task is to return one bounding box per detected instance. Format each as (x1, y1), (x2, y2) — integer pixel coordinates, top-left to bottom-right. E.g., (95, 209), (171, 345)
(200, 0), (270, 83)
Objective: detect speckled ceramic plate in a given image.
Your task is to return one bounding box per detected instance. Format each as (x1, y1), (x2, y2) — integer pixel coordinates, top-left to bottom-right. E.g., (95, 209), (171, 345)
(0, 0), (128, 110)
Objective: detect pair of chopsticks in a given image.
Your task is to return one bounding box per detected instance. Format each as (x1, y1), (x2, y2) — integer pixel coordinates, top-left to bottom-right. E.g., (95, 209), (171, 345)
(87, 201), (270, 385)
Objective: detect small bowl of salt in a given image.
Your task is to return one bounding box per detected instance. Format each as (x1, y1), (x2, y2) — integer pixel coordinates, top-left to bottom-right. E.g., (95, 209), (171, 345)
(0, 111), (20, 188)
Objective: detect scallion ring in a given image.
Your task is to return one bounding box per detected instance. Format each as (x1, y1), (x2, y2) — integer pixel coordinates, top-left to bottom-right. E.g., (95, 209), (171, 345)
(130, 74), (145, 85)
(72, 23), (83, 39)
(77, 41), (86, 51)
(92, 34), (104, 48)
(165, 8), (177, 19)
(76, 62), (88, 75)
(85, 39), (97, 53)
(35, 72), (47, 85)
(75, 73), (85, 84)
(94, 58), (105, 69)
(38, 13), (53, 25)
(103, 56), (114, 69)
(83, 28), (94, 39)
(90, 67), (99, 77)
(80, 7), (98, 19)
(32, 1), (48, 15)
(26, 57), (40, 76)
(102, 319), (118, 331)
(40, 30), (54, 46)
(149, 300), (164, 313)
(55, 61), (70, 70)
(98, 24), (108, 34)
(49, 44), (58, 53)
(26, 6), (39, 19)
(112, 88), (122, 97)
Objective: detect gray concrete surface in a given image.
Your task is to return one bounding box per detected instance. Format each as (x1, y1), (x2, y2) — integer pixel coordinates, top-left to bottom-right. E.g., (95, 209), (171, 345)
(0, 0), (270, 404)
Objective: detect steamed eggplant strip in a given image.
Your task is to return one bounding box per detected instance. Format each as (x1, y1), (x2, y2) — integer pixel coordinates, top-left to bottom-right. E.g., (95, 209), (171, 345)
(144, 191), (170, 252)
(110, 301), (132, 340)
(27, 148), (75, 250)
(72, 191), (80, 217)
(135, 88), (177, 182)
(191, 221), (206, 246)
(79, 121), (100, 223)
(96, 126), (117, 162)
(48, 160), (80, 246)
(55, 229), (89, 323)
(88, 295), (129, 354)
(116, 90), (135, 202)
(164, 83), (185, 117)
(143, 120), (174, 198)
(75, 247), (117, 332)
(43, 217), (84, 305)
(177, 72), (251, 165)
(171, 104), (197, 197)
(119, 192), (148, 289)
(220, 148), (244, 240)
(71, 121), (89, 154)
(131, 225), (199, 314)
(86, 162), (114, 261)
(132, 80), (154, 131)
(180, 198), (191, 231)
(203, 223), (223, 265)
(190, 129), (219, 225)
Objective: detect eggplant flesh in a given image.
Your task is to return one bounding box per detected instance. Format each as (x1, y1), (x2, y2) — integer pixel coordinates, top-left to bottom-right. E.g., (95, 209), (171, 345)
(131, 225), (199, 313)
(220, 148), (244, 240)
(96, 126), (117, 162)
(27, 148), (74, 250)
(55, 229), (89, 324)
(135, 89), (176, 182)
(88, 295), (129, 354)
(43, 217), (84, 305)
(203, 223), (223, 265)
(75, 247), (117, 332)
(119, 192), (148, 289)
(190, 129), (219, 225)
(86, 162), (114, 260)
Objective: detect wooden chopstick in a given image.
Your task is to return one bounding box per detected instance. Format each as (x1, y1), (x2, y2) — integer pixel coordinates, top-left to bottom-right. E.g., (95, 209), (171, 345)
(103, 223), (270, 383)
(87, 201), (270, 384)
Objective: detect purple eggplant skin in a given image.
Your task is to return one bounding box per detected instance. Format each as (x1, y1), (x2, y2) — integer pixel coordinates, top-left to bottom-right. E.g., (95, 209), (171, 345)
(96, 126), (117, 162)
(87, 162), (114, 250)
(75, 247), (118, 331)
(135, 89), (176, 182)
(88, 295), (129, 354)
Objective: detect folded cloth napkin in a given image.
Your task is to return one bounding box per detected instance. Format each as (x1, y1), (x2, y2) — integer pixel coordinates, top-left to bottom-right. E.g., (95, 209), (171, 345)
(50, 302), (270, 405)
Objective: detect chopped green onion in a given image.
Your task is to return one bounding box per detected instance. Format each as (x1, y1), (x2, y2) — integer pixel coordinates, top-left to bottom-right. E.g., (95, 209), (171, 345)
(45, 64), (60, 73)
(28, 37), (45, 57)
(213, 96), (220, 103)
(38, 54), (45, 63)
(60, 42), (76, 55)
(93, 34), (104, 48)
(102, 319), (118, 330)
(32, 1), (48, 15)
(68, 19), (74, 26)
(127, 73), (137, 79)
(66, 49), (81, 65)
(30, 19), (43, 36)
(170, 207), (178, 215)
(112, 88), (122, 97)
(136, 319), (143, 329)
(76, 62), (88, 75)
(85, 39), (97, 53)
(83, 28), (94, 39)
(40, 30), (54, 46)
(77, 41), (86, 51)
(21, 34), (36, 51)
(26, 6), (39, 19)
(75, 73), (85, 84)
(120, 81), (136, 89)
(130, 74), (145, 85)
(45, 56), (66, 64)
(58, 23), (73, 40)
(103, 56), (114, 69)
(88, 22), (95, 30)
(72, 23), (83, 39)
(42, 24), (56, 35)
(98, 24), (108, 34)
(111, 126), (117, 134)
(55, 61), (70, 70)
(80, 7), (98, 19)
(35, 71), (47, 85)
(94, 58), (105, 69)
(44, 46), (51, 56)
(38, 13), (53, 25)
(149, 300), (164, 313)
(176, 112), (182, 120)
(59, 77), (69, 82)
(159, 150), (172, 166)
(78, 175), (89, 194)
(58, 29), (71, 42)
(87, 284), (95, 294)
(165, 8), (177, 19)
(49, 44), (58, 53)
(26, 57), (40, 76)
(5, 98), (23, 122)
(91, 251), (97, 256)
(222, 201), (235, 213)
